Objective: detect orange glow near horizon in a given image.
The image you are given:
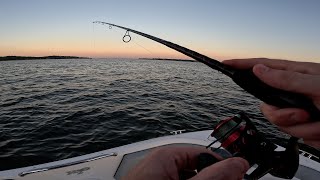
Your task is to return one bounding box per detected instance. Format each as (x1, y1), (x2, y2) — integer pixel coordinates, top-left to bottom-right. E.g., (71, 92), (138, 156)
(1, 36), (319, 62)
(0, 31), (252, 61)
(0, 45), (307, 62)
(0, 45), (237, 61)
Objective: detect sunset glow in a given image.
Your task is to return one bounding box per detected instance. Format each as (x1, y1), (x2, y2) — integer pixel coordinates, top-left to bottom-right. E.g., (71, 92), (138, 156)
(0, 0), (319, 62)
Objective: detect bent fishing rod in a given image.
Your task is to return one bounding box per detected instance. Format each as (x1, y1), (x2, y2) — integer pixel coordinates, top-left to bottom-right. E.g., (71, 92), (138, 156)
(93, 21), (320, 119)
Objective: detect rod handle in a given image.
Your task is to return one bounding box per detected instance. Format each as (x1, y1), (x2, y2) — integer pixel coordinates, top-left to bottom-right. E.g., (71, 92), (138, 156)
(232, 69), (320, 120)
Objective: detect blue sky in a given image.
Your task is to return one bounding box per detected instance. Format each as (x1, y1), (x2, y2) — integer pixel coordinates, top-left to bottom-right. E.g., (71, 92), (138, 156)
(0, 0), (319, 62)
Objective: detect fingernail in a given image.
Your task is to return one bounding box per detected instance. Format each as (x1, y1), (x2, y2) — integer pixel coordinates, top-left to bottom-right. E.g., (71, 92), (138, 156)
(255, 64), (269, 75)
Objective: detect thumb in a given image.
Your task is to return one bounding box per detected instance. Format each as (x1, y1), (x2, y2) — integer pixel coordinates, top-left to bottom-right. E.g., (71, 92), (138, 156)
(252, 64), (320, 96)
(190, 157), (249, 180)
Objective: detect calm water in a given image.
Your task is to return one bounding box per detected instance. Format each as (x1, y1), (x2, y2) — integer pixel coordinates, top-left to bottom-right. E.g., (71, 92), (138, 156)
(0, 59), (286, 170)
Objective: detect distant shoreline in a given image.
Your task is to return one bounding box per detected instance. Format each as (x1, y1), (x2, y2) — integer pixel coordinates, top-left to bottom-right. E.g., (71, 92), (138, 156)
(0, 56), (90, 61)
(0, 56), (197, 62)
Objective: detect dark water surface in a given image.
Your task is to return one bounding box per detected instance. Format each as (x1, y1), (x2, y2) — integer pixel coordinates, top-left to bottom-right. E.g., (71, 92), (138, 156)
(0, 59), (286, 170)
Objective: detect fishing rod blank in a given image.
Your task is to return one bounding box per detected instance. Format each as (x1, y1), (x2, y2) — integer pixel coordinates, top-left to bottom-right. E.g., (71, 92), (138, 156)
(93, 21), (320, 120)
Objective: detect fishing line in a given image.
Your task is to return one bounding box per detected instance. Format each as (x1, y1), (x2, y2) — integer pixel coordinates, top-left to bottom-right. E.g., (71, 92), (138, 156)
(131, 39), (154, 55)
(117, 29), (154, 56)
(92, 23), (97, 49)
(94, 23), (155, 56)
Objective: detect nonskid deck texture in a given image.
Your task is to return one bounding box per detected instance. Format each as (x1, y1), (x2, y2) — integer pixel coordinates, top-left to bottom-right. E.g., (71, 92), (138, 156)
(1, 130), (319, 180)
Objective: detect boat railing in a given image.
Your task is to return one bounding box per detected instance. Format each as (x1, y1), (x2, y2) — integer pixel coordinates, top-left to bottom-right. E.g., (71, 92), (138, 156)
(299, 149), (319, 161)
(170, 130), (186, 135)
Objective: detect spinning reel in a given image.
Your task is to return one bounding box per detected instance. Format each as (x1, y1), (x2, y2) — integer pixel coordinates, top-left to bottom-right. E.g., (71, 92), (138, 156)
(198, 112), (299, 179)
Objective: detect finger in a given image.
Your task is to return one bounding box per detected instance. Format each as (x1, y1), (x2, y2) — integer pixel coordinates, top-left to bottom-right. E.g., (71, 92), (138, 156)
(278, 121), (320, 140)
(260, 103), (310, 126)
(152, 146), (222, 170)
(124, 146), (222, 180)
(223, 58), (320, 75)
(190, 157), (249, 180)
(303, 140), (320, 149)
(253, 64), (320, 97)
(223, 58), (289, 70)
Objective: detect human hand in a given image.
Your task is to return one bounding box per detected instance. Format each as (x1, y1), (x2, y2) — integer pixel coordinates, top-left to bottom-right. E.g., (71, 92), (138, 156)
(122, 146), (249, 180)
(223, 58), (320, 148)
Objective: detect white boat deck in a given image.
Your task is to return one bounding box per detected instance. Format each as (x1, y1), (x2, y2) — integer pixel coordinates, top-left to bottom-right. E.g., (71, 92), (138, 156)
(0, 130), (319, 180)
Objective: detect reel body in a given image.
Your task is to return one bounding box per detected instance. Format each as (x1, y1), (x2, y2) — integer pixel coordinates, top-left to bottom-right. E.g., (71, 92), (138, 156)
(207, 112), (299, 179)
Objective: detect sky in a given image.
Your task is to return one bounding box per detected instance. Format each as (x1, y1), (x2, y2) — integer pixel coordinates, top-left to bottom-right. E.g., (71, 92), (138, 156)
(0, 0), (319, 62)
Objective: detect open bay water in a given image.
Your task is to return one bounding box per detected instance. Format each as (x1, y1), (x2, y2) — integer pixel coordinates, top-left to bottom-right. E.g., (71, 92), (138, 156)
(0, 59), (287, 170)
